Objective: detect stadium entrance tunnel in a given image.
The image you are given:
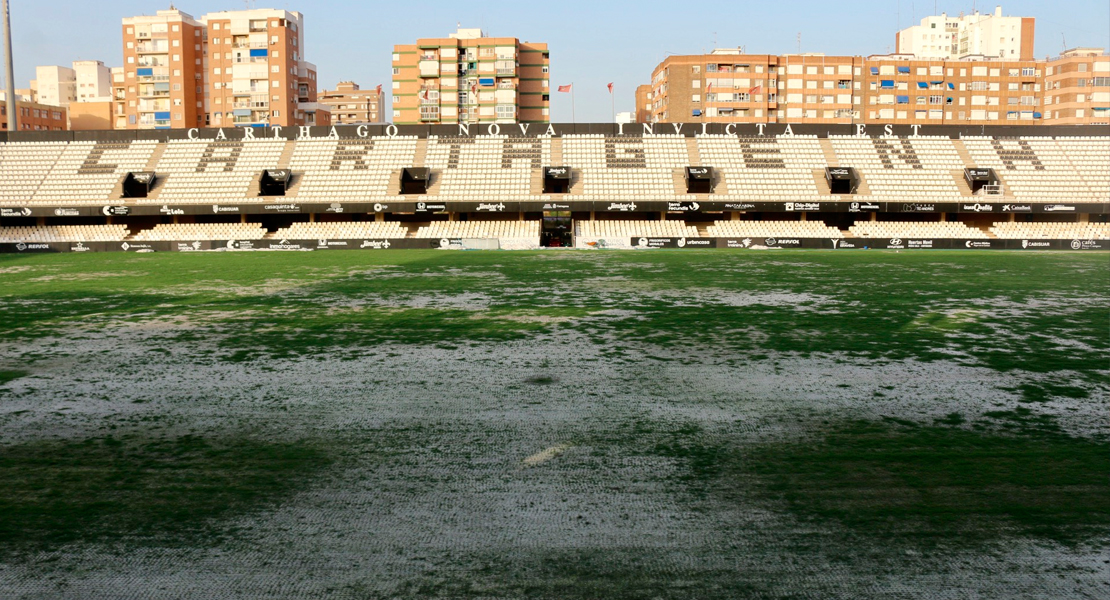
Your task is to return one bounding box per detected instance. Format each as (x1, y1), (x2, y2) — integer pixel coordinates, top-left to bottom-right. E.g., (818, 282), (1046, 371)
(259, 169), (291, 197)
(122, 172), (155, 199)
(826, 167), (860, 195)
(541, 210), (572, 247)
(401, 168), (431, 195)
(685, 166), (714, 194)
(543, 167), (572, 194)
(965, 167), (1000, 194)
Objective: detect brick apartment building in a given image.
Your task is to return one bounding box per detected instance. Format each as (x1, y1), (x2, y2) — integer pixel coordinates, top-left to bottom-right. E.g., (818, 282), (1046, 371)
(319, 82), (385, 124)
(392, 27), (549, 125)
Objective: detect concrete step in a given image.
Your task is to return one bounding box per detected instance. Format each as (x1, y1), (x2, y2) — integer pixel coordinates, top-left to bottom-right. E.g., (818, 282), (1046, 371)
(819, 138), (839, 167)
(952, 138), (977, 168)
(686, 137), (701, 164)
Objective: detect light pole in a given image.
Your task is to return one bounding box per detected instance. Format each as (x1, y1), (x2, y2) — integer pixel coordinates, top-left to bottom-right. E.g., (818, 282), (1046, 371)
(2, 0), (17, 132)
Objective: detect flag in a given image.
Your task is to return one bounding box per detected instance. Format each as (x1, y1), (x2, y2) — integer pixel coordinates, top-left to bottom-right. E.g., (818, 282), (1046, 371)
(705, 82), (713, 93)
(375, 84), (382, 96)
(558, 84), (572, 93)
(607, 82), (613, 94)
(749, 85), (762, 95)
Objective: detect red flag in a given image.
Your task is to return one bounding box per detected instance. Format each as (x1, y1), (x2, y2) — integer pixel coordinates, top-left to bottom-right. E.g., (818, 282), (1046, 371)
(375, 84), (382, 96)
(705, 82), (713, 93)
(558, 84), (572, 93)
(749, 85), (762, 95)
(607, 82), (613, 94)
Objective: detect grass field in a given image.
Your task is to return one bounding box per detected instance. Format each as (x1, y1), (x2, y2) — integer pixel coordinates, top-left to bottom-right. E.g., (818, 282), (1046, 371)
(0, 250), (1107, 599)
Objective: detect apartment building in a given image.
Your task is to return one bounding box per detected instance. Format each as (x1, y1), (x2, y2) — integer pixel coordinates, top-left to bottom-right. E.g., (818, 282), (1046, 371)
(120, 8), (206, 130)
(635, 84), (652, 123)
(861, 55), (1043, 124)
(645, 48), (1110, 126)
(896, 6), (1035, 61)
(319, 82), (385, 124)
(392, 27), (549, 125)
(1044, 48), (1110, 125)
(34, 65), (77, 108)
(0, 93), (68, 131)
(203, 8), (324, 128)
(73, 60), (113, 102)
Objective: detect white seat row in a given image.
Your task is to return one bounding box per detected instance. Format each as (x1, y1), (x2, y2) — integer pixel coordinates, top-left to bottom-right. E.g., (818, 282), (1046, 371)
(131, 222), (268, 241)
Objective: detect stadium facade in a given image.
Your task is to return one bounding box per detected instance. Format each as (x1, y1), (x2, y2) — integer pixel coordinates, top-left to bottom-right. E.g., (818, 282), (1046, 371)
(0, 122), (1106, 252)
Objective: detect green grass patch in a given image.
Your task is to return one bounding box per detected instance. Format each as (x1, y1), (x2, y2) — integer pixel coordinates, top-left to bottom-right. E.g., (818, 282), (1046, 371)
(0, 370), (27, 385)
(743, 415), (1110, 546)
(0, 434), (334, 557)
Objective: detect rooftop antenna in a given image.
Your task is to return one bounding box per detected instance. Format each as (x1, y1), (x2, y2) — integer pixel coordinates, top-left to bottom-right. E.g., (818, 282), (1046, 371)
(713, 31), (717, 50)
(797, 32), (801, 54)
(1061, 33), (1067, 52)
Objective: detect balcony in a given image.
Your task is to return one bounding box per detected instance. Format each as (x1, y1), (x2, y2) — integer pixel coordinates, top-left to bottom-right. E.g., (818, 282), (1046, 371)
(135, 43), (168, 54)
(496, 67), (516, 76)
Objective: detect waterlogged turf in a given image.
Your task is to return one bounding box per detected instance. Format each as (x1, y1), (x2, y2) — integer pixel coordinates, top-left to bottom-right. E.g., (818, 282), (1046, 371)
(0, 250), (1107, 598)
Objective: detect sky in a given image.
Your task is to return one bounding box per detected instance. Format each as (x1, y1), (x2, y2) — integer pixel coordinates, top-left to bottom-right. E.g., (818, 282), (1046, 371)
(4, 0), (1109, 122)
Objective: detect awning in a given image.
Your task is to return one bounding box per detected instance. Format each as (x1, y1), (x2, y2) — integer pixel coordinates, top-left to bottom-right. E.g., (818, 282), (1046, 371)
(880, 80), (895, 88)
(917, 82), (928, 89)
(233, 109), (251, 116)
(896, 95), (909, 104)
(692, 109), (702, 117)
(154, 111), (170, 120)
(897, 66), (911, 74)
(870, 67), (879, 75)
(249, 49), (268, 57)
(136, 68), (153, 77)
(478, 78), (495, 86)
(931, 81), (943, 85)
(947, 83), (955, 90)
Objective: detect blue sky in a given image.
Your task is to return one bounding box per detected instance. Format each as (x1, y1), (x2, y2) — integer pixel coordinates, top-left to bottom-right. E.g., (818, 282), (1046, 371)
(5, 0), (1109, 122)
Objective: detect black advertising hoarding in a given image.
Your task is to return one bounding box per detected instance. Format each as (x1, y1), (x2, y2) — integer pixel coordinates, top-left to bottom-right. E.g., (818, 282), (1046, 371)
(630, 237), (715, 249)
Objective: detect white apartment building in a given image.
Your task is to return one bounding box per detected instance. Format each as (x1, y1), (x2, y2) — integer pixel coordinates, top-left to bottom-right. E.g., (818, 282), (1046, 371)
(896, 6), (1035, 61)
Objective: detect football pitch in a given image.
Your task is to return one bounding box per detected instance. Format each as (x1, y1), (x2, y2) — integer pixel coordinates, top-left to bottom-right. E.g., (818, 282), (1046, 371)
(0, 250), (1107, 599)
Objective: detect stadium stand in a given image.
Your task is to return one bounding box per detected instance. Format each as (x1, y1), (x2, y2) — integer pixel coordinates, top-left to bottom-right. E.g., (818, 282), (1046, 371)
(961, 136), (1109, 201)
(424, 136), (544, 199)
(130, 223), (268, 241)
(576, 219), (701, 245)
(696, 135), (826, 198)
(0, 224), (129, 242)
(828, 136), (964, 199)
(990, 221), (1110, 240)
(562, 134), (689, 200)
(273, 221), (410, 240)
(290, 137), (419, 202)
(849, 220), (990, 239)
(0, 142), (71, 203)
(414, 220), (541, 248)
(31, 141), (159, 204)
(148, 140), (286, 203)
(705, 220), (845, 238)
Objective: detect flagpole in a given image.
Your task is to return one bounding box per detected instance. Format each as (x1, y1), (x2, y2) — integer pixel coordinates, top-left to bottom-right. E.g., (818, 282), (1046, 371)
(611, 84), (615, 123)
(571, 83), (576, 124)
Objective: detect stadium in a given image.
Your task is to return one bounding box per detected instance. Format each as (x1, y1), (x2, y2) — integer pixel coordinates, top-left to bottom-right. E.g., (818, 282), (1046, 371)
(0, 122), (1107, 252)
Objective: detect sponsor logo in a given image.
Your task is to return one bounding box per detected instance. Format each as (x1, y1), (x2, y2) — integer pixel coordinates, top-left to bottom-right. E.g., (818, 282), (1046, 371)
(325, 203), (345, 213)
(226, 240), (255, 250)
(72, 242), (91, 252)
(131, 173), (153, 184)
(439, 238), (451, 248)
(416, 202), (447, 212)
(688, 167), (709, 175)
(1044, 204), (1076, 212)
(683, 239), (713, 247)
(902, 203), (936, 212)
(15, 243), (26, 251)
(1070, 239), (1082, 250)
(829, 168), (851, 177)
(962, 203), (994, 213)
(907, 239), (935, 248)
(53, 208), (80, 217)
(547, 167), (568, 176)
(765, 238), (777, 246)
(724, 203), (757, 211)
(0, 207), (33, 217)
(637, 237), (649, 247)
(263, 203), (300, 212)
(316, 240), (349, 247)
(360, 240), (393, 249)
(542, 203), (571, 210)
(677, 237), (687, 248)
(1001, 204), (1032, 212)
(785, 202), (821, 212)
(268, 170), (289, 179)
(889, 238), (904, 246)
(831, 239), (840, 248)
(774, 239), (802, 246)
(608, 202), (638, 212)
(268, 239), (303, 250)
(373, 203), (387, 212)
(667, 202), (701, 212)
(160, 205), (184, 215)
(1021, 240), (1051, 248)
(1068, 239), (1104, 251)
(102, 206), (131, 216)
(837, 240), (860, 249)
(212, 205), (241, 213)
(121, 242), (155, 251)
(965, 240), (992, 249)
(476, 202), (507, 212)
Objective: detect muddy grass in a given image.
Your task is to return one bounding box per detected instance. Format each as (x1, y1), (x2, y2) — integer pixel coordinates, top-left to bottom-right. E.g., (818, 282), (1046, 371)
(0, 250), (1106, 598)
